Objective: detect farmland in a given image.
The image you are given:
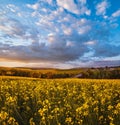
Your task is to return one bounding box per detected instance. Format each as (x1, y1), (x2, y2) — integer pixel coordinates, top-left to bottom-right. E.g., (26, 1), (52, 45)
(0, 77), (120, 125)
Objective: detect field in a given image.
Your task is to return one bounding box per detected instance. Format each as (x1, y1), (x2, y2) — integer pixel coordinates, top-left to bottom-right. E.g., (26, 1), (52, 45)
(0, 77), (120, 125)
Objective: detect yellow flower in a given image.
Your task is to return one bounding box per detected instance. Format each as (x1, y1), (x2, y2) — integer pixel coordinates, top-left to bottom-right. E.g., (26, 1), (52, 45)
(7, 117), (18, 125)
(99, 116), (103, 121)
(113, 110), (118, 115)
(94, 107), (98, 112)
(116, 103), (120, 110)
(108, 116), (113, 121)
(110, 123), (115, 125)
(83, 111), (88, 116)
(0, 111), (8, 121)
(108, 105), (113, 110)
(65, 117), (72, 123)
(29, 118), (36, 125)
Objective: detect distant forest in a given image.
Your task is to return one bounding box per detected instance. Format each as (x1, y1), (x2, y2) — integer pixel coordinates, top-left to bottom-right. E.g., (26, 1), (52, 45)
(0, 66), (120, 79)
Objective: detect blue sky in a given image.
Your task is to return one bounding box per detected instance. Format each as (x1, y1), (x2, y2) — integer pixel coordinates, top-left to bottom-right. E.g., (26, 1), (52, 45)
(0, 0), (120, 68)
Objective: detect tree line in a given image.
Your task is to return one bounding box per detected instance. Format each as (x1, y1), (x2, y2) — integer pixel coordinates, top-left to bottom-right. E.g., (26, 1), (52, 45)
(0, 67), (120, 79)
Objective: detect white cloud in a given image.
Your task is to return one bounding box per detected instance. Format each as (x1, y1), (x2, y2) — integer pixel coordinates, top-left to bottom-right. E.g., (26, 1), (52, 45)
(56, 0), (91, 16)
(77, 18), (88, 26)
(57, 0), (79, 14)
(47, 33), (55, 43)
(62, 25), (72, 35)
(27, 3), (39, 10)
(6, 4), (19, 13)
(84, 40), (96, 45)
(112, 9), (120, 17)
(103, 15), (108, 19)
(96, 1), (109, 15)
(66, 41), (74, 47)
(0, 17), (25, 38)
(85, 9), (91, 15)
(46, 0), (53, 4)
(78, 25), (91, 35)
(79, 6), (91, 16)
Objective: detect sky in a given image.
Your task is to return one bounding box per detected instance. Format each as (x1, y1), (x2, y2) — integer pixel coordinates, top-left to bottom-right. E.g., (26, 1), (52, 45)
(0, 0), (120, 69)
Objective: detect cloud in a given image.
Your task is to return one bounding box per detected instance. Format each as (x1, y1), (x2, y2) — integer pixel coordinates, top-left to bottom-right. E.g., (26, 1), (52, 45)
(46, 0), (53, 5)
(62, 25), (72, 35)
(0, 1), (120, 68)
(92, 60), (120, 67)
(27, 3), (39, 10)
(84, 40), (96, 45)
(56, 0), (79, 14)
(77, 0), (91, 15)
(96, 1), (109, 16)
(112, 9), (120, 17)
(0, 34), (89, 63)
(93, 43), (120, 58)
(0, 14), (40, 45)
(0, 3), (119, 65)
(56, 0), (90, 15)
(2, 21), (119, 65)
(78, 25), (91, 35)
(6, 4), (18, 13)
(0, 17), (26, 38)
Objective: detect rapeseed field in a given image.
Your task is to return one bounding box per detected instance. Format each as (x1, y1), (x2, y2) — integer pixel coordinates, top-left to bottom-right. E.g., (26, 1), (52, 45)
(0, 77), (120, 125)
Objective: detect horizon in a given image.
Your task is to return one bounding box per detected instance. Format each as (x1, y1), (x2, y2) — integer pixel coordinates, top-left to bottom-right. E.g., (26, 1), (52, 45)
(0, 0), (120, 68)
(0, 64), (120, 70)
